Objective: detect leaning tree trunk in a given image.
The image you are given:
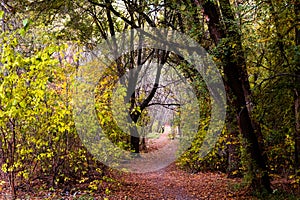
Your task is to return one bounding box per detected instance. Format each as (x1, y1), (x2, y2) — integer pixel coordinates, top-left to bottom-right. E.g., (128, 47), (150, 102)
(199, 0), (272, 192)
(295, 79), (300, 176)
(294, 2), (300, 176)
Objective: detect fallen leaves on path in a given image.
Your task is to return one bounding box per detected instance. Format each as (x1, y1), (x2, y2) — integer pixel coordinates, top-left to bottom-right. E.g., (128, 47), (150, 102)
(108, 164), (250, 200)
(1, 127), (297, 200)
(107, 126), (250, 199)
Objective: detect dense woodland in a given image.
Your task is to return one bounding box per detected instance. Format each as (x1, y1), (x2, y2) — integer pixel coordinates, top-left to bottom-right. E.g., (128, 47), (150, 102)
(0, 0), (299, 199)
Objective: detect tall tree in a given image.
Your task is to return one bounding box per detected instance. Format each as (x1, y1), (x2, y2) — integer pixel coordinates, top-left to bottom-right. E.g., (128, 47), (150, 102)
(294, 0), (300, 175)
(197, 0), (272, 192)
(14, 0), (300, 193)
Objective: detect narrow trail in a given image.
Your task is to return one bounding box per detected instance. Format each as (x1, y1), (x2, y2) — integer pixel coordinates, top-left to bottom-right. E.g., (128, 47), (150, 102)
(109, 163), (248, 200)
(108, 127), (250, 200)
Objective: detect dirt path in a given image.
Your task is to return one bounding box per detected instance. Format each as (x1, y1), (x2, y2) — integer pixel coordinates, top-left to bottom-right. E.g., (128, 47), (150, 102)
(147, 125), (173, 151)
(107, 128), (250, 200)
(108, 163), (249, 200)
(0, 127), (296, 199)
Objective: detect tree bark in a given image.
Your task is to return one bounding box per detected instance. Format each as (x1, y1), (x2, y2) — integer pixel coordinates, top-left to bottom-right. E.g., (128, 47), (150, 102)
(128, 50), (166, 153)
(199, 0), (271, 192)
(130, 127), (140, 154)
(295, 86), (300, 175)
(226, 108), (241, 178)
(294, 1), (300, 175)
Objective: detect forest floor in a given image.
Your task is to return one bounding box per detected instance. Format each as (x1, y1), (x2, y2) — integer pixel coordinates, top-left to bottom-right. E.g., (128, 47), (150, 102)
(105, 127), (251, 199)
(107, 163), (248, 200)
(104, 126), (298, 200)
(1, 127), (299, 199)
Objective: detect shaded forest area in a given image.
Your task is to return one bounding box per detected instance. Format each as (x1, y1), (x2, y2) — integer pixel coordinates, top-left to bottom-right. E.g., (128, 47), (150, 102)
(0, 0), (299, 199)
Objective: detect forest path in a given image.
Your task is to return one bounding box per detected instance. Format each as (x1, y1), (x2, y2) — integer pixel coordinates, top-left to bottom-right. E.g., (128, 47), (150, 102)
(108, 127), (250, 200)
(146, 125), (174, 150)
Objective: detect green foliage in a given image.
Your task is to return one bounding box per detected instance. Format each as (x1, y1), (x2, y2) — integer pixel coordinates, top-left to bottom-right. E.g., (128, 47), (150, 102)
(1, 0), (300, 197)
(177, 118), (228, 173)
(242, 0), (298, 178)
(95, 68), (130, 148)
(75, 194), (97, 200)
(0, 28), (111, 197)
(147, 132), (160, 139)
(253, 189), (299, 200)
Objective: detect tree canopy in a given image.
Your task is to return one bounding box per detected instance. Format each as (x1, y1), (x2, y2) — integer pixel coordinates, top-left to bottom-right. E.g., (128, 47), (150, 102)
(0, 0), (299, 199)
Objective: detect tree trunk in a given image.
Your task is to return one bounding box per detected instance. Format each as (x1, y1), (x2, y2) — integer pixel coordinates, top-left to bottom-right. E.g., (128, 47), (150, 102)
(130, 132), (140, 154)
(8, 119), (16, 199)
(294, 2), (300, 175)
(226, 108), (241, 177)
(128, 51), (165, 153)
(226, 130), (241, 178)
(130, 112), (140, 154)
(295, 88), (300, 175)
(140, 136), (147, 152)
(199, 0), (272, 192)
